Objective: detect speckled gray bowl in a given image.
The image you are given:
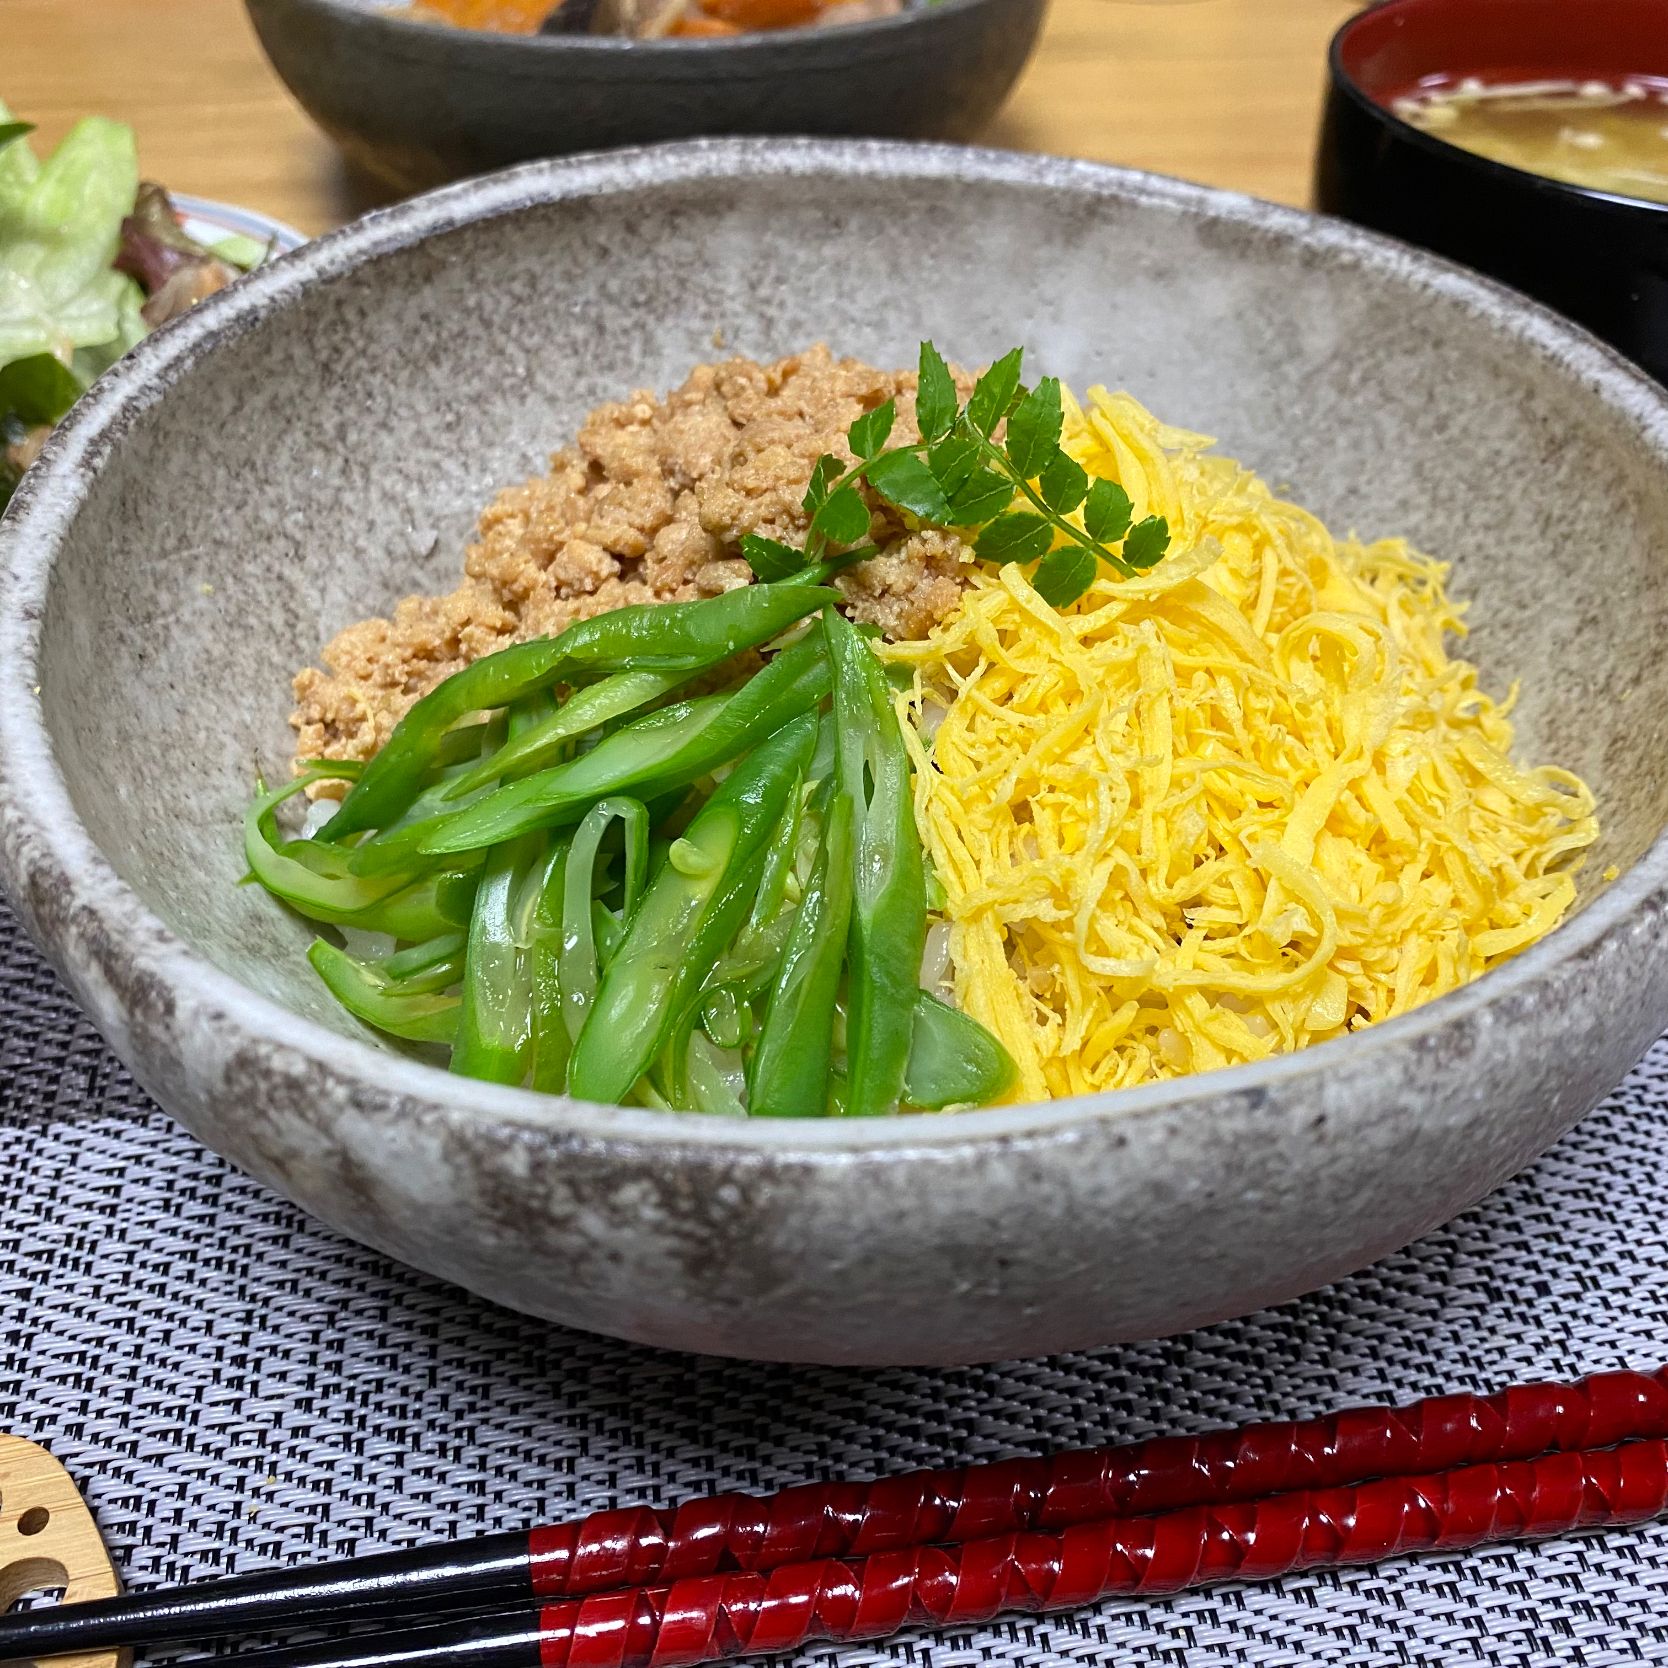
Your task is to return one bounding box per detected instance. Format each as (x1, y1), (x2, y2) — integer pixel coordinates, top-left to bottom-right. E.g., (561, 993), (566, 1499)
(4, 140), (1668, 1366)
(245, 0), (1048, 194)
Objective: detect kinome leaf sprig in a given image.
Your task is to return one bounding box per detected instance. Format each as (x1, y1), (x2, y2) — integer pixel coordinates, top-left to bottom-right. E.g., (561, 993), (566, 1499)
(741, 342), (1172, 608)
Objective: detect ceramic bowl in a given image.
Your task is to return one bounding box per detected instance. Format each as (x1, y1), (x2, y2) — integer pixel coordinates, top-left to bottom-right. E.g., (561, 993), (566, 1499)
(4, 140), (1668, 1367)
(1315, 0), (1668, 385)
(243, 0), (1048, 194)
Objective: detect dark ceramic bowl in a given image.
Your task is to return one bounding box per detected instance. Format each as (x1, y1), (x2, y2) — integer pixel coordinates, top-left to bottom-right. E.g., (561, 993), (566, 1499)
(1315, 0), (1668, 385)
(244, 0), (1047, 193)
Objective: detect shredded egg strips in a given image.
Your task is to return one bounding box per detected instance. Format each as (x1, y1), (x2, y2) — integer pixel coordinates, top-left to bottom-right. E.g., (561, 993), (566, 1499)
(880, 386), (1599, 1106)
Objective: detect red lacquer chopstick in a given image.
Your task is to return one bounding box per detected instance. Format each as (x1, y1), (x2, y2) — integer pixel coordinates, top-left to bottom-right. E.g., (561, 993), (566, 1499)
(2, 1365), (1665, 1660)
(229, 1436), (1668, 1668)
(518, 1364), (1668, 1594)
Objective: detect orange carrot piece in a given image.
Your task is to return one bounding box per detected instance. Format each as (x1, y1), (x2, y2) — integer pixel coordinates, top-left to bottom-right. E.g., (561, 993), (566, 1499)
(414, 0), (553, 31)
(670, 15), (746, 34)
(698, 0), (822, 29)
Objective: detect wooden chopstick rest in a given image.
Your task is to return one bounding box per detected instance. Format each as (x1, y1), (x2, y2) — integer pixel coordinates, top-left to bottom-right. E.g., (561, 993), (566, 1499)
(0, 1433), (129, 1668)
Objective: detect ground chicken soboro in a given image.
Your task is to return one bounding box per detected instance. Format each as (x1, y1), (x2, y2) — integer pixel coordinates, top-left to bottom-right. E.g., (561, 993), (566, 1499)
(290, 346), (976, 773)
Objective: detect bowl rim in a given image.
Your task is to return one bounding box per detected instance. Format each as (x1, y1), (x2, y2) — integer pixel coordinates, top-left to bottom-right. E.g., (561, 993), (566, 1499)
(267, 0), (1004, 55)
(6, 135), (1668, 1157)
(1327, 0), (1668, 222)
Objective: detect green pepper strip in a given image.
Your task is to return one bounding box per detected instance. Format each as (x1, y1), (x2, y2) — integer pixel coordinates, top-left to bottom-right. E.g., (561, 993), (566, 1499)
(342, 714), (506, 873)
(351, 775), (497, 871)
(307, 940), (461, 1045)
(559, 797), (649, 1045)
(444, 669), (691, 801)
(430, 722), (493, 772)
(321, 584), (839, 842)
(384, 930), (467, 981)
(685, 1031), (747, 1117)
(549, 583), (841, 676)
(429, 869), (485, 932)
(644, 787), (705, 886)
(596, 900), (628, 962)
(372, 941), (465, 995)
(295, 727), (483, 799)
(903, 990), (1018, 1109)
(245, 771), (464, 940)
(511, 686), (557, 736)
(361, 872), (479, 941)
(451, 834), (541, 1084)
(825, 606), (927, 1117)
(566, 712), (817, 1106)
(700, 985), (747, 1049)
(702, 777), (807, 998)
(319, 645), (569, 844)
(522, 836), (572, 1096)
(650, 854), (765, 1110)
(348, 698), (724, 877)
(410, 634), (831, 861)
(652, 1006), (698, 1111)
(749, 791), (855, 1117)
(743, 770), (803, 938)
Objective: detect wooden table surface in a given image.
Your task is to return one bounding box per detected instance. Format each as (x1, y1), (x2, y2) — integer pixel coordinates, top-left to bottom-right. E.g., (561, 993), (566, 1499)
(6, 0), (1357, 236)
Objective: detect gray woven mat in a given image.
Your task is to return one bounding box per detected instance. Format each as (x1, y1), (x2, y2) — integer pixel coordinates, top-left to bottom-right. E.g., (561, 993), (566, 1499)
(5, 895), (1668, 1667)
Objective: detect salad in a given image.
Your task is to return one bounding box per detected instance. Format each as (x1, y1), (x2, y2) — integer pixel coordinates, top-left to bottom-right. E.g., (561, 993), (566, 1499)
(0, 101), (271, 510)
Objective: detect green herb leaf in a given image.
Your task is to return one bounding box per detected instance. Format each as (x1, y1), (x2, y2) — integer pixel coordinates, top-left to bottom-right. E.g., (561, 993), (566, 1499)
(927, 431), (979, 498)
(740, 533), (808, 583)
(1032, 543), (1098, 607)
(1037, 449), (1088, 515)
(1123, 514), (1171, 569)
(0, 122), (35, 152)
(847, 399), (895, 462)
(966, 348), (1023, 438)
(927, 430), (974, 493)
(866, 450), (951, 522)
(1083, 478), (1133, 544)
(975, 512), (1055, 565)
(916, 341), (958, 444)
(812, 485), (872, 546)
(946, 467), (1015, 527)
(1004, 378), (1064, 480)
(802, 453), (842, 516)
(0, 352), (83, 426)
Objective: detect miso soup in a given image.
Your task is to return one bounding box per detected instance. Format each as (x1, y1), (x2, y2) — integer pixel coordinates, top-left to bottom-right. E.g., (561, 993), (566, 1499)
(1393, 78), (1668, 205)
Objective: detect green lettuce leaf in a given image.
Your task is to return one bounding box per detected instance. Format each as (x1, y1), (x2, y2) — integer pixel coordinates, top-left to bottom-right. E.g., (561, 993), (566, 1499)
(0, 102), (140, 370)
(209, 230), (269, 271)
(0, 352), (82, 425)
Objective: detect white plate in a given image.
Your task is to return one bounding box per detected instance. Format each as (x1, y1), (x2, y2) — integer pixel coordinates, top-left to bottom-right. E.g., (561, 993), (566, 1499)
(169, 193), (309, 259)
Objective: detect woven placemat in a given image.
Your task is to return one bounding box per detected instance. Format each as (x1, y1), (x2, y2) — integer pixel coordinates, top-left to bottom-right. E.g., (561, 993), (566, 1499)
(4, 893), (1668, 1667)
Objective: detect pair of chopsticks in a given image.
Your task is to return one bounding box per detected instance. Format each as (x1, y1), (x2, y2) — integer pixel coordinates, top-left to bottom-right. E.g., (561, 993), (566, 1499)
(5, 1366), (1668, 1668)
